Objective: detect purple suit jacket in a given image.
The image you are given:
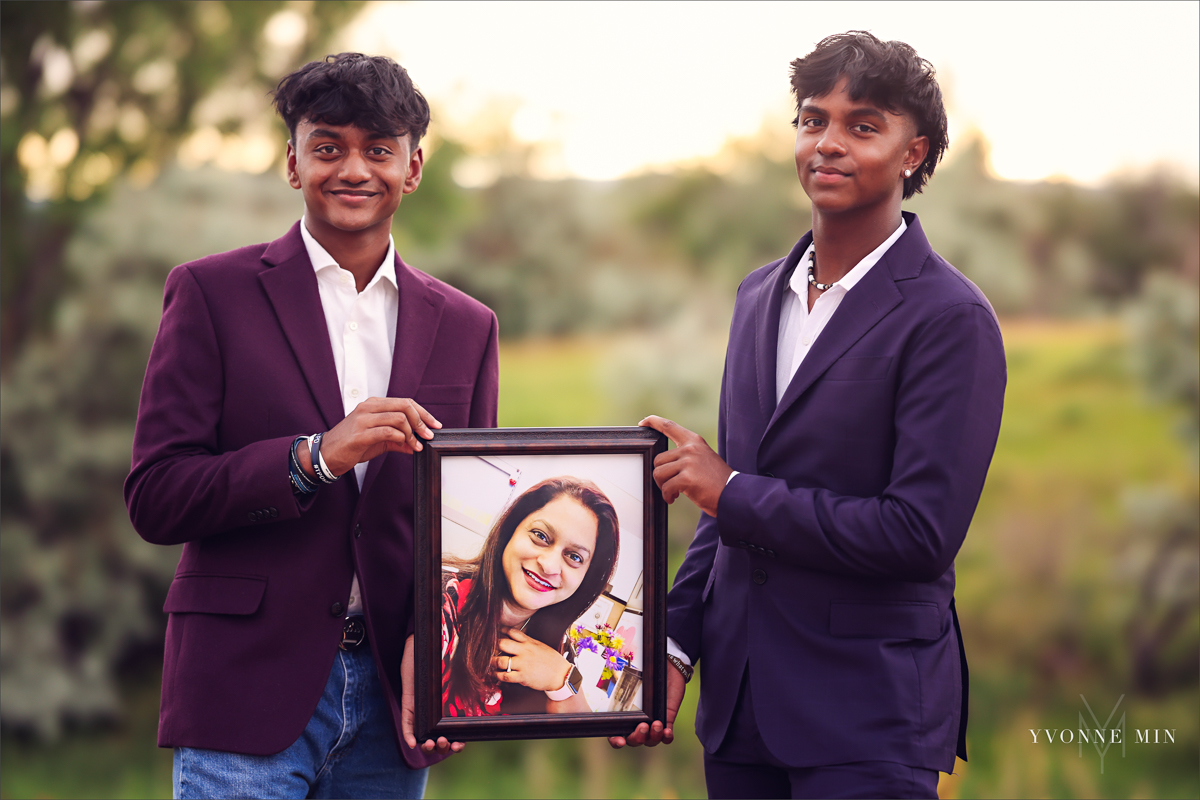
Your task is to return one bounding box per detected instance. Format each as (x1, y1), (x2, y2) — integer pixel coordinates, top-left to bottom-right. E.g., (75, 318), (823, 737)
(125, 222), (498, 767)
(667, 213), (1005, 772)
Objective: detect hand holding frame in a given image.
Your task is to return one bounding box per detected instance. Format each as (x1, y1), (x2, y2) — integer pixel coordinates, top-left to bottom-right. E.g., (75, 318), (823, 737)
(639, 416), (732, 517)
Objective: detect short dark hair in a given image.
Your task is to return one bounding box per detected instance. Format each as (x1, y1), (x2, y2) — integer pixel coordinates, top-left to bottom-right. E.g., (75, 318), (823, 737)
(272, 52), (430, 147)
(790, 31), (948, 199)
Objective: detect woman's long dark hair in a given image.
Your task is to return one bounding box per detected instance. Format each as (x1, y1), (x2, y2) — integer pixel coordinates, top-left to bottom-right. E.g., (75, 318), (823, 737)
(443, 476), (620, 710)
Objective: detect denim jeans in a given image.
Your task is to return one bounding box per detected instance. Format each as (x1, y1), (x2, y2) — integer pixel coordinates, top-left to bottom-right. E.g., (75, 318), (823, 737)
(173, 646), (428, 799)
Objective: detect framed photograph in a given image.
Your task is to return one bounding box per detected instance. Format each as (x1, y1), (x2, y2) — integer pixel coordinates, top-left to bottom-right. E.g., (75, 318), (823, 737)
(413, 427), (668, 742)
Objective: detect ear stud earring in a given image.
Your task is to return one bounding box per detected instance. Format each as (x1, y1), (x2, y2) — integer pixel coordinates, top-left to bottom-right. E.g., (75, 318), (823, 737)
(903, 169), (912, 178)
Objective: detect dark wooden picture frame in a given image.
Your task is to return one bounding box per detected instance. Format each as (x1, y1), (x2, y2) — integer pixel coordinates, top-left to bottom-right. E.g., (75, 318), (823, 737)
(413, 427), (668, 742)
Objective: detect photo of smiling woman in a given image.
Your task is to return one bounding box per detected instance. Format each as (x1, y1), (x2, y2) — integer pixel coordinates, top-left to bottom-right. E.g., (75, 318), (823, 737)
(440, 477), (620, 717)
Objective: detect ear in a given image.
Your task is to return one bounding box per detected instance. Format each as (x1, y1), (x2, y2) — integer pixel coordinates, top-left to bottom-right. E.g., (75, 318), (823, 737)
(904, 134), (930, 177)
(286, 140), (301, 190)
(403, 146), (424, 195)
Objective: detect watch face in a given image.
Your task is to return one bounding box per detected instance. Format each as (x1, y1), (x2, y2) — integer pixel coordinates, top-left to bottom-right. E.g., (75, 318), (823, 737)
(567, 665), (583, 694)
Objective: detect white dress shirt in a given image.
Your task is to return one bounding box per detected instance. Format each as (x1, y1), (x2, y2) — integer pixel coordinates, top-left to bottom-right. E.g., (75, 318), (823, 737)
(300, 217), (399, 615)
(669, 220), (908, 669)
(775, 218), (906, 404)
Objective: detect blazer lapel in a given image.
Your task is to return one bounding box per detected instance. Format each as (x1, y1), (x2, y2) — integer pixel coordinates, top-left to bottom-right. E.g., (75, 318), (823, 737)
(763, 215), (932, 440)
(359, 256), (446, 499)
(753, 234), (811, 424)
(259, 223), (345, 431)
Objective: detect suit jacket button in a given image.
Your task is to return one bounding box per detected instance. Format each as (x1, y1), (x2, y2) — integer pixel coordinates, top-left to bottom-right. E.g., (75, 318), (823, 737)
(269, 507), (278, 518)
(354, 524), (362, 539)
(764, 472), (775, 478)
(330, 602), (344, 617)
(248, 511), (257, 522)
(752, 569), (767, 585)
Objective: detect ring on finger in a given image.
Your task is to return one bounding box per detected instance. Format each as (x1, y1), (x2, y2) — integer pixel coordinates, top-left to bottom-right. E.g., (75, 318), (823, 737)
(506, 656), (512, 673)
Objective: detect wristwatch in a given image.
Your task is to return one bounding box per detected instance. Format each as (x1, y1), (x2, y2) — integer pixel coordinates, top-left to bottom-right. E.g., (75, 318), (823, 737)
(545, 661), (584, 701)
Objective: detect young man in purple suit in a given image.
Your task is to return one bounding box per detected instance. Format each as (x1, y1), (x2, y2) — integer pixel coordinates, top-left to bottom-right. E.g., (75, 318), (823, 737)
(125, 54), (495, 799)
(619, 32), (1006, 799)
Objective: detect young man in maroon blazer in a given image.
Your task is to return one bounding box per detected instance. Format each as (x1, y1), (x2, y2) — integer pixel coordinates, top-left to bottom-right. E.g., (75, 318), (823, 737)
(125, 54), (496, 799)
(618, 32), (1007, 799)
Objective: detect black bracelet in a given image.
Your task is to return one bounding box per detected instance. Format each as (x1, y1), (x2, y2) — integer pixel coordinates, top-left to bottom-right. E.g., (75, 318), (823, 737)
(289, 436), (318, 495)
(310, 432), (338, 484)
(666, 653), (694, 684)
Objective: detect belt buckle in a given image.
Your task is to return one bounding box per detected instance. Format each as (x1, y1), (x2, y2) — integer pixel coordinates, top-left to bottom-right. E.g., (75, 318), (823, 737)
(339, 617), (366, 650)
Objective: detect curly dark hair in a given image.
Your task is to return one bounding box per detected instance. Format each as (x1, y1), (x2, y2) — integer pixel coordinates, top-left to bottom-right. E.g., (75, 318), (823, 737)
(272, 52), (430, 147)
(790, 31), (948, 199)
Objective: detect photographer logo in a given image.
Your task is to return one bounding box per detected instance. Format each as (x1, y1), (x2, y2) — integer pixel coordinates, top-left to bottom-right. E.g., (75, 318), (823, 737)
(1027, 695), (1178, 774)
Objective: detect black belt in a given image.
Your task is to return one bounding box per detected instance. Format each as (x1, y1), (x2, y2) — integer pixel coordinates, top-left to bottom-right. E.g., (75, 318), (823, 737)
(339, 616), (368, 650)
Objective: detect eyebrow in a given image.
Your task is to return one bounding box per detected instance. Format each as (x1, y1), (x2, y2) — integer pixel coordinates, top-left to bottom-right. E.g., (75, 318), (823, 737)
(307, 128), (400, 143)
(308, 128), (345, 141)
(799, 103), (890, 123)
(530, 518), (592, 558)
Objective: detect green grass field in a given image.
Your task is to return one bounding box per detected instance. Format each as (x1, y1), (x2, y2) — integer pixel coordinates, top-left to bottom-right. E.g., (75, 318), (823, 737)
(2, 320), (1195, 800)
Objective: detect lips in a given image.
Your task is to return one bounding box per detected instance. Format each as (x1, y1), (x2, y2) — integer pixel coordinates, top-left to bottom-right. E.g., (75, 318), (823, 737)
(522, 567), (557, 593)
(812, 166), (850, 185)
(330, 190), (376, 202)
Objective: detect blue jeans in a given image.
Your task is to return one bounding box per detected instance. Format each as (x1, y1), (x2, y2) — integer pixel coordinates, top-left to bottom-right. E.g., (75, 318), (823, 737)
(173, 646), (428, 799)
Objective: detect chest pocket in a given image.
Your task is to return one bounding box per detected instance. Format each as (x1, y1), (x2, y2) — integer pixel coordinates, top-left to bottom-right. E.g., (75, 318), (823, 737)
(415, 383), (474, 427)
(823, 356), (893, 382)
(415, 384), (473, 405)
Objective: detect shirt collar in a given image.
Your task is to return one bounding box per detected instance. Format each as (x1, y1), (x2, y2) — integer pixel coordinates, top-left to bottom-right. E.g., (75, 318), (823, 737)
(300, 216), (398, 292)
(789, 217), (907, 298)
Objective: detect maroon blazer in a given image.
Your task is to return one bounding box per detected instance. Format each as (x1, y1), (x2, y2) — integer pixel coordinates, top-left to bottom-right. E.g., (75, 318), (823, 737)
(667, 213), (1006, 772)
(125, 222), (498, 767)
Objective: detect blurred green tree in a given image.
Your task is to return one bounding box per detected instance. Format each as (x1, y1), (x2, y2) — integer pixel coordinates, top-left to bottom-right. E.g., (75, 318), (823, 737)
(0, 0), (363, 739)
(0, 0), (363, 373)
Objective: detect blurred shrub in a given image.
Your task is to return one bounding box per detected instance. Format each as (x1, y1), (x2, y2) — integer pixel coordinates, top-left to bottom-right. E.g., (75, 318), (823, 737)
(0, 0), (363, 370)
(0, 166), (298, 738)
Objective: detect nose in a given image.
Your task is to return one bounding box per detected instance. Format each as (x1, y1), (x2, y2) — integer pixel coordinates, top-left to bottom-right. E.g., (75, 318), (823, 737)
(537, 552), (560, 580)
(338, 150), (371, 184)
(815, 127), (847, 157)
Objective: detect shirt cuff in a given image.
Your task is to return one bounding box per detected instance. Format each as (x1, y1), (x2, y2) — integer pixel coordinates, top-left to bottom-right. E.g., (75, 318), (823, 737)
(666, 636), (692, 667)
(725, 470), (740, 486)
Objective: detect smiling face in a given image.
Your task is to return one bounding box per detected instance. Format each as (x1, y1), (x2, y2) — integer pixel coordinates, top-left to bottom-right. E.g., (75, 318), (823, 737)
(286, 119), (423, 242)
(794, 77), (928, 217)
(501, 495), (600, 614)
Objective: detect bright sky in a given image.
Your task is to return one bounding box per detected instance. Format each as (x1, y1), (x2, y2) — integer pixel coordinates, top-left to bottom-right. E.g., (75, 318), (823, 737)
(343, 1), (1199, 185)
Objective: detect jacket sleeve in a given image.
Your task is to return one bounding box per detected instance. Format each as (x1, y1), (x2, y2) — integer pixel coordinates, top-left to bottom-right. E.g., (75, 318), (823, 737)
(124, 265), (308, 546)
(716, 301), (1006, 583)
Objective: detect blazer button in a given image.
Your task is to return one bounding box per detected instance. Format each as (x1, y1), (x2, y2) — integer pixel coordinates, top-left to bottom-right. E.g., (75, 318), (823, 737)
(330, 602), (344, 617)
(269, 507), (278, 518)
(763, 472), (775, 479)
(752, 569), (767, 585)
(354, 524), (362, 539)
(247, 511), (257, 522)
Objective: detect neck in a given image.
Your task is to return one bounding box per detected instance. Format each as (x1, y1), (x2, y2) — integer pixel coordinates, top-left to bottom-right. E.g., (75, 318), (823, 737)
(304, 214), (392, 293)
(499, 600), (534, 629)
(810, 202), (903, 285)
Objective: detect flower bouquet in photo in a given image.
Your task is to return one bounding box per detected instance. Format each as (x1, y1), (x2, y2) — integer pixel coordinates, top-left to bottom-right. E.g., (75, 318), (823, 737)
(569, 623), (635, 697)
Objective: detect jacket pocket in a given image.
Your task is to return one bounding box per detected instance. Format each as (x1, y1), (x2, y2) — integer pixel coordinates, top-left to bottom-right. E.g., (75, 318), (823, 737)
(829, 601), (940, 640)
(163, 573), (267, 615)
(415, 383), (473, 405)
(823, 356), (893, 381)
